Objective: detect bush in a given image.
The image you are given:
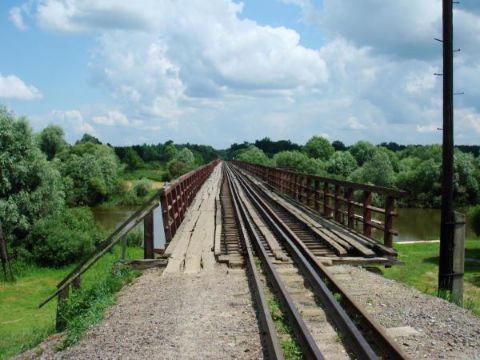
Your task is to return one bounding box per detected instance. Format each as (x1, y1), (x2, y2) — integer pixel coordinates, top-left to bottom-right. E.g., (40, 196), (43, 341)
(134, 178), (152, 198)
(470, 206), (480, 236)
(27, 208), (104, 267)
(236, 145), (272, 166)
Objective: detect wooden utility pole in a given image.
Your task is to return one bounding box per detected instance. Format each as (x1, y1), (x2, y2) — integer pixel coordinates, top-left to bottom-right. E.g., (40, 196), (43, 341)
(438, 0), (464, 299)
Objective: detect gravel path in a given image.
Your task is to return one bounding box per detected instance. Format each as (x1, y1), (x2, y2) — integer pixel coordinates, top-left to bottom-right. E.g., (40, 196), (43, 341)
(50, 267), (263, 359)
(329, 265), (480, 359)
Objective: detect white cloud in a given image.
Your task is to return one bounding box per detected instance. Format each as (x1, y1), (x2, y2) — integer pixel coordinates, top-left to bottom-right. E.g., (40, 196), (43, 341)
(416, 124), (438, 133)
(0, 74), (42, 100)
(14, 0), (480, 146)
(9, 7), (27, 30)
(49, 109), (94, 134)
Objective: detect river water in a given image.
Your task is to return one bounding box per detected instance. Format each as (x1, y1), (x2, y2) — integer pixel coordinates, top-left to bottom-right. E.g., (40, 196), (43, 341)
(92, 206), (479, 244)
(92, 205), (166, 248)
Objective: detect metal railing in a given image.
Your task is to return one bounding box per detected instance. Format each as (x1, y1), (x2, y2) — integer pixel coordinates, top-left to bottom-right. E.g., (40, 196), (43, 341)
(38, 159), (220, 329)
(161, 160), (220, 243)
(232, 161), (408, 248)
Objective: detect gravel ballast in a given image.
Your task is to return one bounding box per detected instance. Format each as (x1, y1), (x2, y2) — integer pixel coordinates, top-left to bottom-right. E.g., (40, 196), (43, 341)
(329, 265), (480, 359)
(50, 267), (263, 359)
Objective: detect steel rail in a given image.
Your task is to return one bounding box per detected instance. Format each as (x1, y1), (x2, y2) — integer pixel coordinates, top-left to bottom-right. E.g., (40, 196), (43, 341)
(223, 166), (285, 360)
(225, 167), (324, 360)
(230, 163), (409, 360)
(229, 163), (380, 359)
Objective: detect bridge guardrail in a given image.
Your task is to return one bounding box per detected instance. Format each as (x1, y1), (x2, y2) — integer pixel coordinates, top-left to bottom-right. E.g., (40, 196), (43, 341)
(38, 159), (220, 328)
(232, 160), (408, 248)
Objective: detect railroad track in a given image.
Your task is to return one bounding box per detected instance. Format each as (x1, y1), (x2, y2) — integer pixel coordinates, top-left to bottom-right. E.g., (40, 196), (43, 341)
(223, 162), (409, 360)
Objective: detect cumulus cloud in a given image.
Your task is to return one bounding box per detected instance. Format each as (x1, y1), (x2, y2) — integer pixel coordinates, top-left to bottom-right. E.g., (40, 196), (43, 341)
(49, 109), (94, 134)
(0, 74), (42, 100)
(13, 0), (480, 146)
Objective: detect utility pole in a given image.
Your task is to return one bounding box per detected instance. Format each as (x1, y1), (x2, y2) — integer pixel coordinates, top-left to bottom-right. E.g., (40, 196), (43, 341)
(438, 0), (455, 293)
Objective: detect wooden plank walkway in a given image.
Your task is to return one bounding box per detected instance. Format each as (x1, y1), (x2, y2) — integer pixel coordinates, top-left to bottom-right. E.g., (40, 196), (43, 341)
(164, 164), (222, 274)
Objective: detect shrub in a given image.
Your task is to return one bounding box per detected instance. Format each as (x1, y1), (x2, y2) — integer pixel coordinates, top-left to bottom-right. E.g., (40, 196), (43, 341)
(134, 178), (152, 198)
(27, 208), (104, 267)
(236, 145), (272, 166)
(274, 150), (323, 175)
(470, 206), (480, 236)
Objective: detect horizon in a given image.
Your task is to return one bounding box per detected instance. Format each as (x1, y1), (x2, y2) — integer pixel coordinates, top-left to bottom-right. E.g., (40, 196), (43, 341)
(1, 1), (480, 147)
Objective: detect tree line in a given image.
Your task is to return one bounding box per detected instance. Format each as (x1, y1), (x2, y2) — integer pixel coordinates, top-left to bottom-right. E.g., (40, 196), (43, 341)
(0, 108), (217, 269)
(228, 137), (480, 209)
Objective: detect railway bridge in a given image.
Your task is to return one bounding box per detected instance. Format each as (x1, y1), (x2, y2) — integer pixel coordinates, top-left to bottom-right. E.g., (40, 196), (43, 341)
(40, 160), (476, 360)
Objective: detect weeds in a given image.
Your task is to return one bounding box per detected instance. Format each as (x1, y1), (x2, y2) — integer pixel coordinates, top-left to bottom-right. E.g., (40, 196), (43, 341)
(57, 264), (140, 350)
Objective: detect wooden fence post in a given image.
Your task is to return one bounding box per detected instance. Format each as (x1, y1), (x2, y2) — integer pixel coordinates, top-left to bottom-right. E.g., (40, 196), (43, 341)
(144, 211), (154, 259)
(56, 286), (69, 331)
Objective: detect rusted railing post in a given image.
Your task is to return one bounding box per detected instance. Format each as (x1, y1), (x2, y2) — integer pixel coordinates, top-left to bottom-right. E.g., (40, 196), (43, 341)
(363, 191), (372, 237)
(384, 196), (395, 248)
(346, 188), (354, 229)
(314, 178), (320, 212)
(144, 211), (154, 259)
(334, 184), (341, 223)
(323, 182), (330, 218)
(161, 193), (171, 245)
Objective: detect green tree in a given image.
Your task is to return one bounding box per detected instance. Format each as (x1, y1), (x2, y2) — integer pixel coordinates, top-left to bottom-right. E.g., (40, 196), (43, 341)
(236, 145), (272, 166)
(453, 150), (479, 206)
(167, 148), (196, 178)
(76, 133), (102, 145)
(349, 141), (376, 166)
(303, 136), (334, 161)
(274, 151), (323, 175)
(27, 208), (104, 267)
(37, 124), (68, 160)
(123, 148), (143, 171)
(325, 151), (357, 178)
(58, 142), (120, 206)
(349, 152), (395, 187)
(0, 108), (65, 246)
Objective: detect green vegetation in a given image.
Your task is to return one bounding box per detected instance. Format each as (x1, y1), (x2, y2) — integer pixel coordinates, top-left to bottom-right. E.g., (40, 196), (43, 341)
(58, 264), (140, 349)
(0, 246), (143, 359)
(268, 297), (303, 360)
(26, 208), (104, 267)
(469, 206), (480, 236)
(382, 240), (480, 316)
(229, 136), (480, 209)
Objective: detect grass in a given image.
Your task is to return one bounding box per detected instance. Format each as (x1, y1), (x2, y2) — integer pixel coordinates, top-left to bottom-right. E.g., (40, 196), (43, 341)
(382, 239), (480, 316)
(268, 297), (303, 360)
(0, 245), (143, 359)
(120, 167), (165, 182)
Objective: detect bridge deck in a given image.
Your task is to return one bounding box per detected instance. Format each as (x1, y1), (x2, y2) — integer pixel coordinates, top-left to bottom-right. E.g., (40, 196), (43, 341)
(163, 163), (222, 274)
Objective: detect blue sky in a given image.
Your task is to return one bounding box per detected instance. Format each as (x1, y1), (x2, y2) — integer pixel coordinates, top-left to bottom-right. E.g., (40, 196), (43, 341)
(1, 0), (479, 147)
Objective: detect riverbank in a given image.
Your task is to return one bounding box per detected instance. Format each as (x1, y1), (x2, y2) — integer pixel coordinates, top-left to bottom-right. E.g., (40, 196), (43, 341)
(382, 240), (480, 316)
(0, 246), (143, 359)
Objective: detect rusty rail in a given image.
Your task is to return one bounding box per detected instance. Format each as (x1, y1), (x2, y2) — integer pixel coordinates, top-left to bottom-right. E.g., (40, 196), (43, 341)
(232, 161), (407, 248)
(38, 159), (220, 329)
(161, 160), (220, 244)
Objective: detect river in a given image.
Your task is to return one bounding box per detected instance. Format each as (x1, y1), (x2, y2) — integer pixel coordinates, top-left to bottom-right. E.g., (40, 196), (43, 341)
(92, 205), (166, 248)
(92, 206), (479, 244)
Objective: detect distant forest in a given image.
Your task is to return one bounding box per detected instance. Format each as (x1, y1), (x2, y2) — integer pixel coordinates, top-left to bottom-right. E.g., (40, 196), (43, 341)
(224, 137), (480, 209)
